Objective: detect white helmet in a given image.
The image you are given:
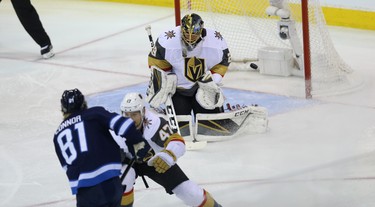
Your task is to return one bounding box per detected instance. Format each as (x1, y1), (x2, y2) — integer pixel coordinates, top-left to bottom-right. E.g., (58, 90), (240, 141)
(120, 92), (145, 115)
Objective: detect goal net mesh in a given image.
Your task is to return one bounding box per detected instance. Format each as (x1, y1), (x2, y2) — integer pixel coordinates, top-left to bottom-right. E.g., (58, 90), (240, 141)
(179, 0), (362, 96)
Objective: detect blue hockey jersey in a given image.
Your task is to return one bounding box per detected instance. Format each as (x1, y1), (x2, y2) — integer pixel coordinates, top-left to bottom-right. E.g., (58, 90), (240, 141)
(53, 106), (144, 194)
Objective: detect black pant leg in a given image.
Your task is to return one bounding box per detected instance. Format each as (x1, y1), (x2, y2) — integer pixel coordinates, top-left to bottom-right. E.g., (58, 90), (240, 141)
(134, 163), (189, 194)
(171, 92), (194, 135)
(11, 0), (51, 47)
(172, 92), (193, 116)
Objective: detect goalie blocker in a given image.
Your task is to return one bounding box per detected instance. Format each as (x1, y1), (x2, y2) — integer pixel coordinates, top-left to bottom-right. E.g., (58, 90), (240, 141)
(178, 105), (268, 142)
(146, 66), (177, 108)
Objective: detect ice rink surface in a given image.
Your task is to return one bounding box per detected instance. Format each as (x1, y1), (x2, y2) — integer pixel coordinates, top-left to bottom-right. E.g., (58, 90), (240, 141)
(1, 0), (375, 206)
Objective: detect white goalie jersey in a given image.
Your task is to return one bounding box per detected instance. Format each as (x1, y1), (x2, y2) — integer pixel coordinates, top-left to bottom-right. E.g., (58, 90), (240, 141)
(148, 26), (230, 92)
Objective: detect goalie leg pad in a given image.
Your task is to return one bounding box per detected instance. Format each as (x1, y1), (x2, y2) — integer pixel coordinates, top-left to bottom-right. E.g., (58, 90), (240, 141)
(196, 72), (224, 110)
(194, 105), (269, 141)
(146, 66), (177, 108)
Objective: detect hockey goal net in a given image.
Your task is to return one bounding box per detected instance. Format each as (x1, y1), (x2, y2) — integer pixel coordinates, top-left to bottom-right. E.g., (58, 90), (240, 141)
(175, 0), (363, 97)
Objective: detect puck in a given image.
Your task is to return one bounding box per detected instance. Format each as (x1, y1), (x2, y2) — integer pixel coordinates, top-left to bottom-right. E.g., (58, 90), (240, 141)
(250, 63), (258, 70)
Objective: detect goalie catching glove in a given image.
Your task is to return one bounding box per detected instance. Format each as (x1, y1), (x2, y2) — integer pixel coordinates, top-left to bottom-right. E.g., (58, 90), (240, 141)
(147, 149), (176, 173)
(196, 71), (224, 110)
(146, 66), (177, 108)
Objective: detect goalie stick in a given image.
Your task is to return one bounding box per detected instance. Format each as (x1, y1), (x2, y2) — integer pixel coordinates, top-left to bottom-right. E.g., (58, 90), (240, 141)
(145, 25), (154, 48)
(145, 25), (207, 150)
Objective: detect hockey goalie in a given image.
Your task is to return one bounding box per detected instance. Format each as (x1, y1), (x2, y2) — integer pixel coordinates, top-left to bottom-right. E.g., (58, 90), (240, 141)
(145, 65), (268, 143)
(146, 13), (268, 143)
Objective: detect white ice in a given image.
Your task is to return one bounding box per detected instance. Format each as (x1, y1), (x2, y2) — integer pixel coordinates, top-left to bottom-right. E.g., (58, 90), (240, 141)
(1, 0), (375, 206)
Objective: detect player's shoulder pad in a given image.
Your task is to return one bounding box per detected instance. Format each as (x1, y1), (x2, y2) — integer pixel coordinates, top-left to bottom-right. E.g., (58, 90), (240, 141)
(203, 28), (228, 49)
(157, 26), (182, 49)
(143, 109), (162, 139)
(86, 106), (107, 113)
(84, 106), (116, 119)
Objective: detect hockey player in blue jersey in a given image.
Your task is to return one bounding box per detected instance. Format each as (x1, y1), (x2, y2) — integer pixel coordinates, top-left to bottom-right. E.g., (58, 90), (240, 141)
(118, 92), (222, 207)
(53, 88), (145, 207)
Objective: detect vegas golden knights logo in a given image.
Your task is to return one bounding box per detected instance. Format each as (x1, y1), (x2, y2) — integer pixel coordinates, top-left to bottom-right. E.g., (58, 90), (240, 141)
(184, 56), (205, 82)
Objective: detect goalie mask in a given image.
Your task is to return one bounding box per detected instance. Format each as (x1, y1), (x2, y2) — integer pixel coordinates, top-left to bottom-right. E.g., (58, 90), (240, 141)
(120, 92), (145, 129)
(181, 13), (204, 49)
(60, 88), (86, 114)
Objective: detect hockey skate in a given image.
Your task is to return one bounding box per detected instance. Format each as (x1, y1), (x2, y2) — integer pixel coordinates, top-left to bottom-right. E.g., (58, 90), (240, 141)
(41, 45), (55, 59)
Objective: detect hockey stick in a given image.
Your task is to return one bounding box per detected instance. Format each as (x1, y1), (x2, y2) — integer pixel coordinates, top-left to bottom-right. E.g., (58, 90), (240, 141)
(145, 25), (154, 48)
(145, 25), (206, 150)
(120, 158), (149, 190)
(165, 94), (207, 150)
(165, 93), (180, 134)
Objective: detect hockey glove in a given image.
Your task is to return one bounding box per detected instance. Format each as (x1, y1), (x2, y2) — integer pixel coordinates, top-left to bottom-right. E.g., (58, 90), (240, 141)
(196, 71), (224, 109)
(147, 149), (176, 173)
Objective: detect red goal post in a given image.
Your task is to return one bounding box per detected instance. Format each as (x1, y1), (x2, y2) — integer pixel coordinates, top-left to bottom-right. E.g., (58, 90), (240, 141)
(301, 0), (311, 98)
